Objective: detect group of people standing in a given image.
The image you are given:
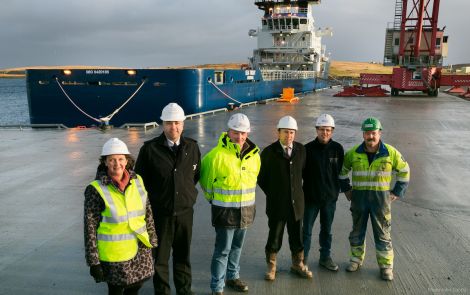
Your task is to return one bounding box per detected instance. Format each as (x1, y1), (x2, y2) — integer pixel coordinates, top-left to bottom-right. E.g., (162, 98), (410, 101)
(84, 102), (410, 295)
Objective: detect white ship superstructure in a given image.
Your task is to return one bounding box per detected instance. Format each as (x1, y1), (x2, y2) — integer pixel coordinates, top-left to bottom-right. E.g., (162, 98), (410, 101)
(250, 0), (332, 81)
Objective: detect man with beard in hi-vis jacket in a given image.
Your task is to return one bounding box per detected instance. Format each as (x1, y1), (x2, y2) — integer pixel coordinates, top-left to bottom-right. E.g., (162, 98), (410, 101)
(339, 117), (410, 281)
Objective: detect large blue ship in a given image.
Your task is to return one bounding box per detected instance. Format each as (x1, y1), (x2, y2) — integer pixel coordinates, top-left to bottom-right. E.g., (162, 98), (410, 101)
(26, 0), (332, 127)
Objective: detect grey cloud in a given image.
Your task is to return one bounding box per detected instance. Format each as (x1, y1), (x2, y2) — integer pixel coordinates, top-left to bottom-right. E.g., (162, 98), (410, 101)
(0, 0), (468, 68)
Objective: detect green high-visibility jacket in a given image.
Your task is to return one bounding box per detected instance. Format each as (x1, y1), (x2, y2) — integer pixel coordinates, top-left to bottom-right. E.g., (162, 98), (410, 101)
(90, 175), (152, 262)
(200, 132), (261, 228)
(339, 141), (410, 197)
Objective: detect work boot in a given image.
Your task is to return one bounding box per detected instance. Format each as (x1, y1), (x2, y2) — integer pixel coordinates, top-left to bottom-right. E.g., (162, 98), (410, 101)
(346, 261), (361, 272)
(380, 268), (394, 281)
(319, 256), (339, 272)
(290, 251), (313, 279)
(226, 278), (249, 292)
(264, 252), (277, 281)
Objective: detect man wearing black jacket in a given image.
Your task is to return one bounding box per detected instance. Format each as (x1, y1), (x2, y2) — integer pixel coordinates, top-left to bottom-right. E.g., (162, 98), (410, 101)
(258, 116), (312, 281)
(135, 103), (201, 295)
(303, 114), (344, 272)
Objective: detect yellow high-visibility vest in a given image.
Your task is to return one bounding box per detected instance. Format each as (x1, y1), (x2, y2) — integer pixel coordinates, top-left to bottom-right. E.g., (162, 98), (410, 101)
(91, 175), (152, 262)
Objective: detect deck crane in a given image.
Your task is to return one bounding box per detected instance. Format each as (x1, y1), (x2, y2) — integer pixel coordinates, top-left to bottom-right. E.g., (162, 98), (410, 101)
(335, 0), (470, 97)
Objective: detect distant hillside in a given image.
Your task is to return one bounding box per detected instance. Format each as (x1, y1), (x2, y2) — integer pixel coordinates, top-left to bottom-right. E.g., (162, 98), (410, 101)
(328, 60), (393, 78)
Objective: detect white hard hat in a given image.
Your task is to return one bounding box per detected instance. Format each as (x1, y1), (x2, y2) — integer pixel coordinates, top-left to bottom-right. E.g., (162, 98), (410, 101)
(277, 115), (298, 130)
(227, 113), (251, 132)
(316, 113), (335, 128)
(101, 138), (130, 156)
(160, 103), (186, 121)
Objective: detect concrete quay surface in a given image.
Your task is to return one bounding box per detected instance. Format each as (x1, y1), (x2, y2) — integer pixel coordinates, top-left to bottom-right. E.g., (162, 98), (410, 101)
(0, 88), (469, 294)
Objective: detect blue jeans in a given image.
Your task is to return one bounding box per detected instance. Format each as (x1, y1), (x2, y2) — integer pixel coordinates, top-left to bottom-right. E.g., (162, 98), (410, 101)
(210, 227), (247, 292)
(303, 201), (337, 261)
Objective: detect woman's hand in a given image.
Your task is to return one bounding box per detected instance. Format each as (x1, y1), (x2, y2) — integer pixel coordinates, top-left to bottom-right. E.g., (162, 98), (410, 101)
(89, 264), (104, 283)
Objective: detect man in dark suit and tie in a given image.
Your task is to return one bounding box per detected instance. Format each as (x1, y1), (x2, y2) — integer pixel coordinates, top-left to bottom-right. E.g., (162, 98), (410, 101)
(135, 102), (201, 295)
(258, 115), (312, 281)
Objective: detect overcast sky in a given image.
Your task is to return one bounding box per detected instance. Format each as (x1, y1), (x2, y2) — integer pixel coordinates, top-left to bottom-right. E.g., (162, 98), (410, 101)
(0, 0), (468, 69)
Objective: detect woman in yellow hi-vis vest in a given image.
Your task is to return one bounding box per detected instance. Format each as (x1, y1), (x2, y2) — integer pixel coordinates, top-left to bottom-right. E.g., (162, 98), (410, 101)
(84, 138), (158, 294)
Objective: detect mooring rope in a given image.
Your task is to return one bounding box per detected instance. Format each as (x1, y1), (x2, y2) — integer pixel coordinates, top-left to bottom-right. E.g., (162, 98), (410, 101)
(208, 80), (242, 104)
(55, 78), (146, 124)
(55, 77), (101, 123)
(103, 79), (146, 121)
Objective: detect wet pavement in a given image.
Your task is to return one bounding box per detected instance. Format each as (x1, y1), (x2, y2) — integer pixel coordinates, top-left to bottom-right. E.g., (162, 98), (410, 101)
(1, 88), (469, 294)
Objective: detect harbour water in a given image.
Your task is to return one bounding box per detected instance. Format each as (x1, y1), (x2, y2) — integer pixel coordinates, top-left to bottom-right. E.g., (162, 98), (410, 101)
(0, 78), (29, 125)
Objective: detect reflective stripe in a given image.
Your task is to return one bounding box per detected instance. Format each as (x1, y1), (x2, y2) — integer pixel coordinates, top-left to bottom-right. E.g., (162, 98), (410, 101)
(202, 186), (212, 195)
(134, 225), (147, 234)
(339, 175), (349, 180)
(98, 233), (136, 241)
(213, 187), (256, 195)
(99, 183), (118, 218)
(135, 177), (148, 208)
(99, 179), (147, 224)
(102, 209), (145, 223)
(352, 181), (390, 187)
(396, 177), (409, 182)
(353, 171), (392, 177)
(212, 199), (255, 208)
(398, 167), (409, 173)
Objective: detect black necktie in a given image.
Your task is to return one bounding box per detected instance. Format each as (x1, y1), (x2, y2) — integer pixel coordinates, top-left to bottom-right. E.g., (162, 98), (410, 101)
(171, 144), (178, 153)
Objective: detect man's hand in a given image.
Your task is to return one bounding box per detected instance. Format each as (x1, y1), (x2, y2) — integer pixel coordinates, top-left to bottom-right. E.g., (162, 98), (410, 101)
(344, 190), (352, 201)
(390, 193), (399, 202)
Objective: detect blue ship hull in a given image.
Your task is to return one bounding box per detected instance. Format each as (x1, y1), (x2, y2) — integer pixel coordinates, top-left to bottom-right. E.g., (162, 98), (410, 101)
(26, 68), (328, 127)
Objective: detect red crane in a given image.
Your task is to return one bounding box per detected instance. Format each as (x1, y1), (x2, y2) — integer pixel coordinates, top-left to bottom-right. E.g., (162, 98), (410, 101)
(336, 0), (470, 97)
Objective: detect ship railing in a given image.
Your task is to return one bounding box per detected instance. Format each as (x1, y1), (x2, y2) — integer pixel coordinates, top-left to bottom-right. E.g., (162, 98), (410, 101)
(0, 124), (68, 130)
(261, 57), (311, 63)
(273, 41), (311, 48)
(261, 70), (316, 81)
(119, 122), (158, 132)
(186, 108), (228, 120)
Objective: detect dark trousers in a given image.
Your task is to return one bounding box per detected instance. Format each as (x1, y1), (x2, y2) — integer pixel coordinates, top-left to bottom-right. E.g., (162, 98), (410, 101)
(265, 216), (303, 254)
(107, 281), (144, 295)
(303, 201), (337, 260)
(153, 210), (193, 295)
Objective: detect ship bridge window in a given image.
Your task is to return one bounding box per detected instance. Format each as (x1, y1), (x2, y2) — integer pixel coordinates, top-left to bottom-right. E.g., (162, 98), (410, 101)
(286, 18), (291, 29)
(443, 36), (448, 43)
(394, 38), (399, 46)
(300, 19), (307, 24)
(293, 19), (299, 29)
(214, 71), (224, 85)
